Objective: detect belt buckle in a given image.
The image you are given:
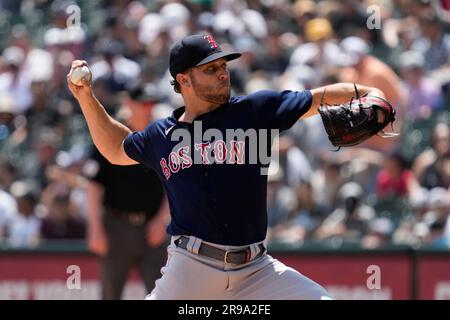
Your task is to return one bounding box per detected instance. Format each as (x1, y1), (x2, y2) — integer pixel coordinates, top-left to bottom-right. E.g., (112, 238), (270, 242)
(243, 247), (251, 263)
(224, 249), (234, 264)
(224, 247), (251, 264)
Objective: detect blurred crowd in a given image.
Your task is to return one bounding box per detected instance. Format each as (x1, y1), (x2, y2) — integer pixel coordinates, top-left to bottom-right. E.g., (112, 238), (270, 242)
(0, 0), (450, 250)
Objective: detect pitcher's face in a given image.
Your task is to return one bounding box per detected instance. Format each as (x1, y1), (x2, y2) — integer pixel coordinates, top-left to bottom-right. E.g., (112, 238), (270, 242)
(189, 58), (231, 105)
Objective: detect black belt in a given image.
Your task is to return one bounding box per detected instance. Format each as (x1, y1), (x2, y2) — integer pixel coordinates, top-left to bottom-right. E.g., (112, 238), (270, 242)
(175, 236), (265, 265)
(106, 207), (147, 226)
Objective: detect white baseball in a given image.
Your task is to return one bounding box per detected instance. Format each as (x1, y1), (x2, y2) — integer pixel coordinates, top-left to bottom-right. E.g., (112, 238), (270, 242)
(69, 66), (92, 85)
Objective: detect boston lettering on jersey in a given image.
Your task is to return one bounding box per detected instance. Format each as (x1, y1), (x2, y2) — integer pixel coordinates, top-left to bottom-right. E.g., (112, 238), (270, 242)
(123, 90), (312, 245)
(159, 140), (246, 180)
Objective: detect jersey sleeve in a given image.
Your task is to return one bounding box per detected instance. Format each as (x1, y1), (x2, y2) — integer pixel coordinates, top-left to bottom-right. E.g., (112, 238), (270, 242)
(123, 125), (156, 170)
(248, 90), (312, 132)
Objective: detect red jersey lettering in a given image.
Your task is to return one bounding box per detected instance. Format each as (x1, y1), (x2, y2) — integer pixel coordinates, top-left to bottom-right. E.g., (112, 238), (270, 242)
(214, 140), (227, 163)
(229, 140), (245, 164)
(160, 158), (171, 180)
(168, 151), (181, 173)
(195, 142), (211, 164)
(179, 146), (193, 169)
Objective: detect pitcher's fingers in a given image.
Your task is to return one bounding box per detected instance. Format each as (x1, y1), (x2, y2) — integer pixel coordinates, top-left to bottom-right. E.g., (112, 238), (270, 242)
(71, 60), (88, 68)
(67, 76), (80, 90)
(80, 78), (92, 87)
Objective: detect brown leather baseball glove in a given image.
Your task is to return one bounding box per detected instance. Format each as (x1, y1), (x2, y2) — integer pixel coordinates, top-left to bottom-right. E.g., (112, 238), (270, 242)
(318, 85), (398, 148)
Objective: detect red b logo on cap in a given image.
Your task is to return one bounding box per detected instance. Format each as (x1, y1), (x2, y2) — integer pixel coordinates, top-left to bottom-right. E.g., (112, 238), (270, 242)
(204, 35), (218, 49)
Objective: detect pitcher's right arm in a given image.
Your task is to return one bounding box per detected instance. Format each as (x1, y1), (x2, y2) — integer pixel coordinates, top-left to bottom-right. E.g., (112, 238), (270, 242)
(67, 60), (137, 165)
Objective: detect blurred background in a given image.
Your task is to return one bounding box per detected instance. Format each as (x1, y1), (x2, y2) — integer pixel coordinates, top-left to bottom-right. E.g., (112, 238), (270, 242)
(0, 0), (450, 299)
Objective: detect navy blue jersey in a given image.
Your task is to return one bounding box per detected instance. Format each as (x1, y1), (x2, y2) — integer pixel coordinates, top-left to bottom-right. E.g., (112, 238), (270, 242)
(124, 90), (312, 245)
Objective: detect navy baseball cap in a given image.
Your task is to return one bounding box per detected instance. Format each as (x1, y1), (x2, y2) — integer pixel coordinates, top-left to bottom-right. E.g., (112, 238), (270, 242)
(169, 34), (241, 78)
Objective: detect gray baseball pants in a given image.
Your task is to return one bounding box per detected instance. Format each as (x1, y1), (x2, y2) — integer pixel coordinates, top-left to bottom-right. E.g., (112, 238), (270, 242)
(146, 236), (331, 300)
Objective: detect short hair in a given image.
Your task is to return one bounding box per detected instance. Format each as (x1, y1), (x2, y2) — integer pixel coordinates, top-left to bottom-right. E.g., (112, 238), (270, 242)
(170, 69), (192, 94)
(170, 79), (181, 94)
